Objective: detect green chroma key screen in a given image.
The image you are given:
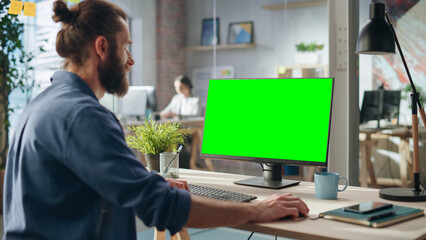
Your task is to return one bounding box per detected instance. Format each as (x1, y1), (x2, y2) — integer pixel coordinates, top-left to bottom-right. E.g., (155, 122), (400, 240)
(201, 78), (334, 165)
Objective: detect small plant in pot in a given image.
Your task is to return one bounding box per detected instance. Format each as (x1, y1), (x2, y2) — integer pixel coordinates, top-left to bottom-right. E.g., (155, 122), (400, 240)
(126, 118), (190, 172)
(295, 42), (324, 65)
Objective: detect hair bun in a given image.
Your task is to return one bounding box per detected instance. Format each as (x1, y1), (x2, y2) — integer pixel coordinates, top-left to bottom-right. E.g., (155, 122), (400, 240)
(52, 0), (75, 24)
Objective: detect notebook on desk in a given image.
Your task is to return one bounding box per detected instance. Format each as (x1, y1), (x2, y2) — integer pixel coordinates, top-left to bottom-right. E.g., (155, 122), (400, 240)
(319, 204), (424, 228)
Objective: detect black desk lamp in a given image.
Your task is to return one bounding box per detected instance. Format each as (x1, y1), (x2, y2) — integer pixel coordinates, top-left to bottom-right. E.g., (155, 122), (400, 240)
(356, 2), (426, 201)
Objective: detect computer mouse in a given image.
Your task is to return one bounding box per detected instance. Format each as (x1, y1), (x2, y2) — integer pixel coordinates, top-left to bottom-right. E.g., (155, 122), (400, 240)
(279, 212), (305, 220)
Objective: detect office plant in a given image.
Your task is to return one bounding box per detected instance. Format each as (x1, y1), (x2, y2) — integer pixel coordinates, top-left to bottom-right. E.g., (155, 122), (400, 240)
(0, 0), (44, 168)
(295, 42), (324, 52)
(0, 0), (44, 214)
(295, 42), (324, 65)
(126, 118), (190, 172)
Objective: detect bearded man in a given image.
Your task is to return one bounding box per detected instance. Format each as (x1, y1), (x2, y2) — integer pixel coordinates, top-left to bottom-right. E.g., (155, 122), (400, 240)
(3, 1), (309, 239)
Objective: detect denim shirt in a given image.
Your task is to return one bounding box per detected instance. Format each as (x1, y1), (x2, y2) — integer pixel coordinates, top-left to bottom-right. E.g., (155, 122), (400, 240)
(3, 71), (191, 240)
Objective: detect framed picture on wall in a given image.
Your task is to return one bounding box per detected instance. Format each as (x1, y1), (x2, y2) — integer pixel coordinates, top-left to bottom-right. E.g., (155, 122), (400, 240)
(227, 21), (254, 44)
(201, 18), (220, 46)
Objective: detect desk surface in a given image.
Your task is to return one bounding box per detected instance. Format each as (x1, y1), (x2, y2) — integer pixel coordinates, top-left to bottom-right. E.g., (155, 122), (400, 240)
(179, 169), (426, 240)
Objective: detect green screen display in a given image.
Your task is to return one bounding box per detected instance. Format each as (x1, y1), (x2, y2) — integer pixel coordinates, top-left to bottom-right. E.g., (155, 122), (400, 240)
(201, 78), (333, 165)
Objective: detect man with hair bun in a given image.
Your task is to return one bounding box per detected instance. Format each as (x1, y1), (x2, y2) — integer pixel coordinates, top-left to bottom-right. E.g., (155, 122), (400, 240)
(3, 0), (309, 239)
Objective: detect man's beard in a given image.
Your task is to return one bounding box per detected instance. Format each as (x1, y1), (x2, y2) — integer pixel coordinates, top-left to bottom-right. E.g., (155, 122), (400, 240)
(98, 47), (129, 97)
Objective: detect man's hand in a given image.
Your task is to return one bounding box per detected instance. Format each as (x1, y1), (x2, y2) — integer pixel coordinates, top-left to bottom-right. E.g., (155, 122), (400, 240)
(249, 193), (309, 222)
(166, 178), (189, 191)
(186, 192), (309, 228)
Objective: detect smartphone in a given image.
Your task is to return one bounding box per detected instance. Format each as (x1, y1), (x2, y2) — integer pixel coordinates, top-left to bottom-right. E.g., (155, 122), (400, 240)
(344, 201), (393, 214)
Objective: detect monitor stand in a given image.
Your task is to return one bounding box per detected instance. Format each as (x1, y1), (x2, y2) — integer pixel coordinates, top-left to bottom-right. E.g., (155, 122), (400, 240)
(234, 164), (300, 189)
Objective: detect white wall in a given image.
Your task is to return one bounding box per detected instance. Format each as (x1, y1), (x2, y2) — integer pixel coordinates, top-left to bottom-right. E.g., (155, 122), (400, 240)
(109, 0), (156, 86)
(185, 0), (329, 78)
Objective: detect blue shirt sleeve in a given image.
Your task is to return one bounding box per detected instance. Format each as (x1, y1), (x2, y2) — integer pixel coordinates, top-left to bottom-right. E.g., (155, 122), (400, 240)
(62, 106), (191, 235)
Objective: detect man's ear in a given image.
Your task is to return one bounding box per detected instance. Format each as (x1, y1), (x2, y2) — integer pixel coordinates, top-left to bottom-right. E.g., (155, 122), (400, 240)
(94, 35), (109, 61)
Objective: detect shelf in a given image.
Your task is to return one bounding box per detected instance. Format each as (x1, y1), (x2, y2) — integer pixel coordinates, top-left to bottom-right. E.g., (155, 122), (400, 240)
(280, 64), (328, 69)
(262, 0), (326, 10)
(276, 64), (329, 78)
(183, 43), (256, 52)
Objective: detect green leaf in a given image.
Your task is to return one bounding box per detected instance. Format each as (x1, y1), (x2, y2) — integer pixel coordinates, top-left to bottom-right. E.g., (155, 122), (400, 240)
(125, 118), (190, 155)
(295, 42), (324, 52)
(0, 0), (41, 167)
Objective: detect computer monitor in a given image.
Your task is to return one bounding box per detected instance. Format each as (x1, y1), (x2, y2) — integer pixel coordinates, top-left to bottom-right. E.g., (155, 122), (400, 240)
(132, 86), (157, 111)
(99, 93), (118, 113)
(201, 78), (334, 189)
(118, 86), (148, 117)
(382, 90), (401, 123)
(360, 90), (401, 128)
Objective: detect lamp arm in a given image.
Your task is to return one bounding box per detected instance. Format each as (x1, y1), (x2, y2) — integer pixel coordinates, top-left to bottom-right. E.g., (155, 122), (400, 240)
(385, 11), (424, 192)
(385, 11), (426, 128)
(384, 12), (417, 100)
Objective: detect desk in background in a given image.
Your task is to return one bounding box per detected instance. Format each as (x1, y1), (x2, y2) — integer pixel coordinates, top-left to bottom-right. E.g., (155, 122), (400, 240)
(180, 169), (426, 240)
(359, 126), (424, 188)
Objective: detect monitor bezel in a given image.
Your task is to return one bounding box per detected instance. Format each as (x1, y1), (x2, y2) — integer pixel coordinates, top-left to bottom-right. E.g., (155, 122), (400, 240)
(200, 77), (334, 168)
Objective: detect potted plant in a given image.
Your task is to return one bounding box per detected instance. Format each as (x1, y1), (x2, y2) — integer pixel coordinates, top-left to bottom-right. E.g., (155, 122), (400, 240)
(295, 42), (324, 65)
(126, 118), (190, 172)
(1, 0), (44, 214)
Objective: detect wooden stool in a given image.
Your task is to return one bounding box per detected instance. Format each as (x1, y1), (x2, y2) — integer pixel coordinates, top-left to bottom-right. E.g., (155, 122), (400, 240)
(154, 227), (190, 240)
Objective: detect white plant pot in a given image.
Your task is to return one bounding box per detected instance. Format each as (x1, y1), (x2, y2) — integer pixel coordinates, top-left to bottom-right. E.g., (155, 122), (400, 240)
(295, 52), (320, 65)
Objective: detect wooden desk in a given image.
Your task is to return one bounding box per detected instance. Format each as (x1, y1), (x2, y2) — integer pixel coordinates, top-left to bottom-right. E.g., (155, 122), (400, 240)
(179, 169), (426, 240)
(379, 128), (415, 188)
(359, 128), (380, 188)
(359, 126), (416, 188)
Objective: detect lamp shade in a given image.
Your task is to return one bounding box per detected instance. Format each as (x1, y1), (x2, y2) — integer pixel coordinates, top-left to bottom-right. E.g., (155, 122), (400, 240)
(356, 3), (395, 55)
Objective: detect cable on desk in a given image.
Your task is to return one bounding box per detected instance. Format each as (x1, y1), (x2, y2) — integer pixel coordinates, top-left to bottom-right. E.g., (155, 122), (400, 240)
(247, 232), (254, 240)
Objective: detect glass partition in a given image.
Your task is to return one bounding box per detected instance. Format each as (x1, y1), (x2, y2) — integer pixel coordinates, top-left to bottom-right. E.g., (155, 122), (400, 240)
(184, 0), (329, 175)
(185, 0), (329, 115)
(357, 0), (425, 188)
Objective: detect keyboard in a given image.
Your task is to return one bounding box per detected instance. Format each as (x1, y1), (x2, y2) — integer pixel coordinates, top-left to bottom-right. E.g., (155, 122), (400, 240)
(188, 184), (257, 202)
